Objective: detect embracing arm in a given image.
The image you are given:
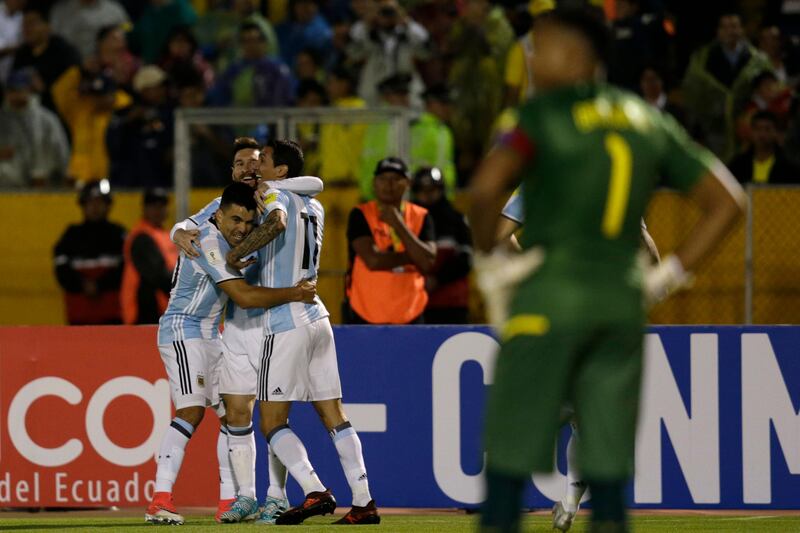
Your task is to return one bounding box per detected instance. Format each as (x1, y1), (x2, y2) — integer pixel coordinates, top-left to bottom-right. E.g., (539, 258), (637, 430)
(218, 278), (316, 309)
(227, 209), (287, 265)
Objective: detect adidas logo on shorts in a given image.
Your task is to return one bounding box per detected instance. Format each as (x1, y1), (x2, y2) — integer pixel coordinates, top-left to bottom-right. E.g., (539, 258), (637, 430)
(272, 387), (283, 396)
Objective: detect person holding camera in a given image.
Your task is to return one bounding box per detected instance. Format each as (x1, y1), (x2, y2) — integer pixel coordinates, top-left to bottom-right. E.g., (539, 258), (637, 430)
(346, 0), (430, 107)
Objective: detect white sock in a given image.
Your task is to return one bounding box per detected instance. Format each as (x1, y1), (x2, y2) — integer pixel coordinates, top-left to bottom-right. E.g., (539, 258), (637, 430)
(217, 426), (237, 500)
(155, 418), (194, 493)
(228, 424), (256, 499)
(330, 422), (371, 507)
(267, 444), (289, 500)
(563, 426), (587, 513)
(267, 424), (326, 495)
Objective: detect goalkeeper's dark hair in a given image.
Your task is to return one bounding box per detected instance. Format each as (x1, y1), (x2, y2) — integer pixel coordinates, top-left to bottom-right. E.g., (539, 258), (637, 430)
(542, 8), (612, 67)
(267, 139), (304, 178)
(232, 137), (260, 161)
(220, 182), (257, 212)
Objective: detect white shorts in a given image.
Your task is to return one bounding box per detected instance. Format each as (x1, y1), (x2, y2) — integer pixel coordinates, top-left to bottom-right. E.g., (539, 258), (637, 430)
(158, 338), (224, 412)
(219, 326), (263, 397)
(220, 317), (342, 402)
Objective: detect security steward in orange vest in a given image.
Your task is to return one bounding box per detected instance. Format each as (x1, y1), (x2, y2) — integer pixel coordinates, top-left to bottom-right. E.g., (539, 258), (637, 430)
(344, 157), (437, 324)
(121, 188), (179, 324)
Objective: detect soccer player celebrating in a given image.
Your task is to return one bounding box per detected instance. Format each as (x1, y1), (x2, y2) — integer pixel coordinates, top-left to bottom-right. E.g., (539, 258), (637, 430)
(168, 137), (322, 520)
(222, 140), (380, 525)
(145, 182), (317, 525)
(468, 8), (746, 533)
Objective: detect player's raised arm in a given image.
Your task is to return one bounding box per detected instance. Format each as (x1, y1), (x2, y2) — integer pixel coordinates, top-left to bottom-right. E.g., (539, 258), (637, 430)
(218, 278), (316, 309)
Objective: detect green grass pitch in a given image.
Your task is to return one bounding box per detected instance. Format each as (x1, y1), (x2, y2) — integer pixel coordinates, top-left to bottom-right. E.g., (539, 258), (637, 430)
(2, 513), (800, 532)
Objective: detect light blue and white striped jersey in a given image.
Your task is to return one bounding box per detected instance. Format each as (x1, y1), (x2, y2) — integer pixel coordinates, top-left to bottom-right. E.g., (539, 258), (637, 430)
(158, 220), (243, 344)
(257, 188), (329, 335)
(501, 187), (524, 224)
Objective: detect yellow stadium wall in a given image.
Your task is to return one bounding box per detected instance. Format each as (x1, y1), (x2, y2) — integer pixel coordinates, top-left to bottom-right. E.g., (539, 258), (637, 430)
(2, 189), (798, 326)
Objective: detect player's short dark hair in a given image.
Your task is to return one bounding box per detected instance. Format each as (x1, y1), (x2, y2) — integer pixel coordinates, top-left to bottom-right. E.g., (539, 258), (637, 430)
(751, 110), (778, 126)
(267, 139), (304, 178)
(220, 182), (257, 212)
(232, 137), (260, 162)
(542, 8), (611, 66)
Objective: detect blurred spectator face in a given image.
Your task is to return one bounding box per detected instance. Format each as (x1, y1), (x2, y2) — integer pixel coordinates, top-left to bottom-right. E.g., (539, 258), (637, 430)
(759, 26), (782, 58)
(98, 27), (126, 59)
(462, 0), (490, 27)
(751, 117), (778, 151)
(293, 0), (318, 24)
(178, 84), (206, 107)
(532, 20), (596, 91)
(144, 201), (168, 227)
(426, 98), (450, 122)
(376, 0), (402, 30)
(640, 68), (663, 100)
(168, 33), (194, 60)
(717, 15), (744, 50)
(240, 27), (267, 60)
(327, 75), (351, 101)
(373, 171), (409, 205)
(295, 51), (318, 80)
(6, 87), (31, 109)
(82, 196), (111, 222)
(381, 89), (409, 107)
(616, 0), (638, 19)
(350, 0), (373, 21)
(233, 148), (260, 184)
(234, 0), (258, 16)
(332, 21), (350, 51)
(298, 87), (324, 106)
(413, 183), (442, 208)
(140, 84), (167, 105)
(22, 11), (49, 47)
(754, 75), (779, 102)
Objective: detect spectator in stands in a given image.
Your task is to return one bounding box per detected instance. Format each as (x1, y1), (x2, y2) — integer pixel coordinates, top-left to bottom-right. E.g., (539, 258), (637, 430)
(128, 0), (197, 64)
(504, 0), (554, 107)
(729, 111), (799, 184)
(276, 0), (332, 71)
(159, 25), (214, 88)
(52, 66), (131, 184)
(758, 25), (799, 88)
(121, 188), (178, 325)
(411, 166), (471, 324)
(736, 71), (793, 144)
(447, 0), (513, 179)
(607, 0), (671, 92)
(682, 12), (771, 161)
(0, 68), (69, 187)
(106, 65), (173, 188)
(410, 84), (456, 198)
(324, 18), (351, 72)
(197, 0), (279, 75)
(0, 0), (24, 82)
(83, 24), (139, 91)
(639, 65), (684, 124)
(347, 0), (430, 106)
(294, 47), (323, 83)
(50, 0), (129, 61)
(210, 21), (294, 108)
(344, 157), (436, 324)
(13, 2), (81, 113)
(297, 78), (326, 106)
(358, 73), (410, 200)
(54, 180), (126, 325)
(173, 69), (232, 186)
(294, 79), (326, 176)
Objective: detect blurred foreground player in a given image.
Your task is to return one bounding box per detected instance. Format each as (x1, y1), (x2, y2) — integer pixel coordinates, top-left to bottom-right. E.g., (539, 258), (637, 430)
(145, 183), (316, 525)
(468, 9), (746, 533)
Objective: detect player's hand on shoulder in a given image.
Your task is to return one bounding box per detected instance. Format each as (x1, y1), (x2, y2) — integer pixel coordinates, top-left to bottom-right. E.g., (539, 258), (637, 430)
(226, 250), (256, 271)
(294, 278), (317, 303)
(174, 229), (201, 258)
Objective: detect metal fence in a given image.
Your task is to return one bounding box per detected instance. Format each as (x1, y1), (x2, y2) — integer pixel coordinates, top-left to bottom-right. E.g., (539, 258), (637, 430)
(173, 106), (414, 220)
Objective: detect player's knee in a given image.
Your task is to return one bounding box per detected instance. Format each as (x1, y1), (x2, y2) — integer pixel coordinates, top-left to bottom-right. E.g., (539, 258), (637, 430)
(175, 406), (205, 428)
(259, 406), (289, 436)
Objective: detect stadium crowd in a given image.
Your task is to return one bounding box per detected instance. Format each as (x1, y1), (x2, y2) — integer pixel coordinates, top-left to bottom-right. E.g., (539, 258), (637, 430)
(1, 0), (798, 324)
